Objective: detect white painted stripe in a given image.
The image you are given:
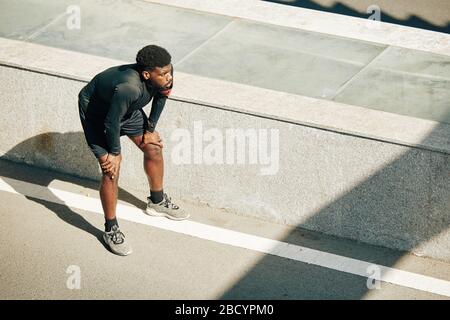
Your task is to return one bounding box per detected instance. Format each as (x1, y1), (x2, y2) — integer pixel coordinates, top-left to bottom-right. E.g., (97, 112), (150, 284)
(0, 176), (449, 297)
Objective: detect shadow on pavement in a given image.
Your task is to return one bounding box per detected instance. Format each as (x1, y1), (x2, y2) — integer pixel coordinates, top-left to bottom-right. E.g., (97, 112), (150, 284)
(0, 123), (448, 299)
(219, 114), (449, 299)
(0, 132), (148, 250)
(0, 124), (448, 298)
(265, 0), (450, 34)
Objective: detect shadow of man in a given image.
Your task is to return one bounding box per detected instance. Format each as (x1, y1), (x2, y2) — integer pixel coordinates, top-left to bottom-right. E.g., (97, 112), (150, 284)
(0, 131), (148, 251)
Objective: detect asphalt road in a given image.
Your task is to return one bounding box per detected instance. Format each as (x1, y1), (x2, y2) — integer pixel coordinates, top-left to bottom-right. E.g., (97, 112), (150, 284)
(0, 159), (449, 300)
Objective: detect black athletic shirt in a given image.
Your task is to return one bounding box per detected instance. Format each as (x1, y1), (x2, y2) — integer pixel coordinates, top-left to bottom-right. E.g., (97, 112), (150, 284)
(78, 63), (173, 155)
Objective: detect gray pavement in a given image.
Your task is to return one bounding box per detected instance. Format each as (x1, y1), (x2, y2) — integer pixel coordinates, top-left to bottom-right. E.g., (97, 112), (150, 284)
(0, 159), (449, 299)
(0, 0), (449, 124)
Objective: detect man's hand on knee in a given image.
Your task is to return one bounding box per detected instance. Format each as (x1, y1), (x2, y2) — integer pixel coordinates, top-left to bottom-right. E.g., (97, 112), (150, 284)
(140, 131), (163, 148)
(99, 153), (121, 180)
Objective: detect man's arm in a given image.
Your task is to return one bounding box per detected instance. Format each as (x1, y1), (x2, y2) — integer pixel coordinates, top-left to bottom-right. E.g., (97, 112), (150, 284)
(104, 83), (139, 155)
(147, 65), (174, 132)
(147, 94), (167, 133)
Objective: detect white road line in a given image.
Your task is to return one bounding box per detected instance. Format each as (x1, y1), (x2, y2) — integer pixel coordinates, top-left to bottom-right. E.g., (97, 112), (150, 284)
(1, 176), (449, 297)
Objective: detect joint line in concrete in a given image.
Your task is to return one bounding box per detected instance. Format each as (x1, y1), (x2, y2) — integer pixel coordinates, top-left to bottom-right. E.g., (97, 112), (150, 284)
(174, 19), (235, 67)
(330, 45), (391, 100)
(24, 11), (67, 41)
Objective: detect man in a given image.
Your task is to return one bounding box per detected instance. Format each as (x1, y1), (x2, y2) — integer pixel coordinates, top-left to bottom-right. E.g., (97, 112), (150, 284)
(78, 45), (189, 256)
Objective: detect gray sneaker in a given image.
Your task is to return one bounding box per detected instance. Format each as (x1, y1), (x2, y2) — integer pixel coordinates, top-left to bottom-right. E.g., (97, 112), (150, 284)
(146, 193), (190, 221)
(103, 225), (133, 256)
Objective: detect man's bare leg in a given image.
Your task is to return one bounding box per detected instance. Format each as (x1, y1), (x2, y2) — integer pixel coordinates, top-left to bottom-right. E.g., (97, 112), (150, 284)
(97, 154), (132, 255)
(127, 135), (164, 193)
(128, 134), (189, 220)
(98, 154), (122, 221)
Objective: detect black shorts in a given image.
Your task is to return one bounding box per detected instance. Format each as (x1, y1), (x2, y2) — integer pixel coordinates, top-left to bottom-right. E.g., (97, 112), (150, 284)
(79, 103), (148, 159)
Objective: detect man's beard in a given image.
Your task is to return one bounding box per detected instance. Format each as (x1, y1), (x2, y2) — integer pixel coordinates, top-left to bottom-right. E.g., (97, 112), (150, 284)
(145, 78), (168, 90)
(144, 78), (158, 89)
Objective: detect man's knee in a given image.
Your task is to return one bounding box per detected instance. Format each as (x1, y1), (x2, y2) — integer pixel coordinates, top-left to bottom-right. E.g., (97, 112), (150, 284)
(100, 154), (122, 178)
(142, 144), (162, 159)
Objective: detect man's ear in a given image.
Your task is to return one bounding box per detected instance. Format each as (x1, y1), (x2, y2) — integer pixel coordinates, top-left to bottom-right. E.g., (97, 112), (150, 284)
(142, 70), (151, 80)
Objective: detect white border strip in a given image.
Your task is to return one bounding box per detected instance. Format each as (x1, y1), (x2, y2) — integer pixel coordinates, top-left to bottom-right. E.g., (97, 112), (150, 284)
(144, 0), (450, 57)
(1, 176), (449, 297)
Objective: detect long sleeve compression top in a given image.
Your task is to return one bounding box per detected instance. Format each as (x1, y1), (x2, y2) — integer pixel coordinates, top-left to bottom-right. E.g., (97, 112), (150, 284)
(78, 63), (173, 155)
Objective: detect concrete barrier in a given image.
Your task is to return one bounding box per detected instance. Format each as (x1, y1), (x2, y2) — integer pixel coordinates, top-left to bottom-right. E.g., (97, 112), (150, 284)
(0, 38), (449, 262)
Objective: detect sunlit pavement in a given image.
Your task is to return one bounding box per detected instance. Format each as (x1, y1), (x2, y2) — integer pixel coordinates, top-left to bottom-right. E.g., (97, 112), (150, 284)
(0, 159), (449, 299)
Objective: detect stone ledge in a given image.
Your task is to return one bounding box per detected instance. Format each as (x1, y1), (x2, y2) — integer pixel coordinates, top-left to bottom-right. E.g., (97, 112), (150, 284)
(1, 37), (449, 155)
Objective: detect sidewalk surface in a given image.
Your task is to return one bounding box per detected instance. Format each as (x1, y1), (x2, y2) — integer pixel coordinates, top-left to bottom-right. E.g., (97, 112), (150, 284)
(0, 159), (449, 299)
(0, 0), (449, 124)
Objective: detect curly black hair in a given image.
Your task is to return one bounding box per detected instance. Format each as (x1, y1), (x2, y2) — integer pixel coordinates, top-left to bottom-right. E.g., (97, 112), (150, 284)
(136, 45), (171, 71)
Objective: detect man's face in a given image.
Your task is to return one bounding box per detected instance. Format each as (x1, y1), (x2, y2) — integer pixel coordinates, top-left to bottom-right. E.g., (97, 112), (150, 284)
(142, 64), (173, 89)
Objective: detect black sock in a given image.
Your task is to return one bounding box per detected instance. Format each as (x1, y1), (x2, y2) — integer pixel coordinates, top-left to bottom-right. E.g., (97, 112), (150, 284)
(150, 189), (164, 204)
(105, 217), (118, 232)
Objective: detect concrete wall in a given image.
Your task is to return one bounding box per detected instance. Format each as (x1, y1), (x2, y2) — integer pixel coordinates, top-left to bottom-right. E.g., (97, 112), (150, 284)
(0, 62), (449, 262)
